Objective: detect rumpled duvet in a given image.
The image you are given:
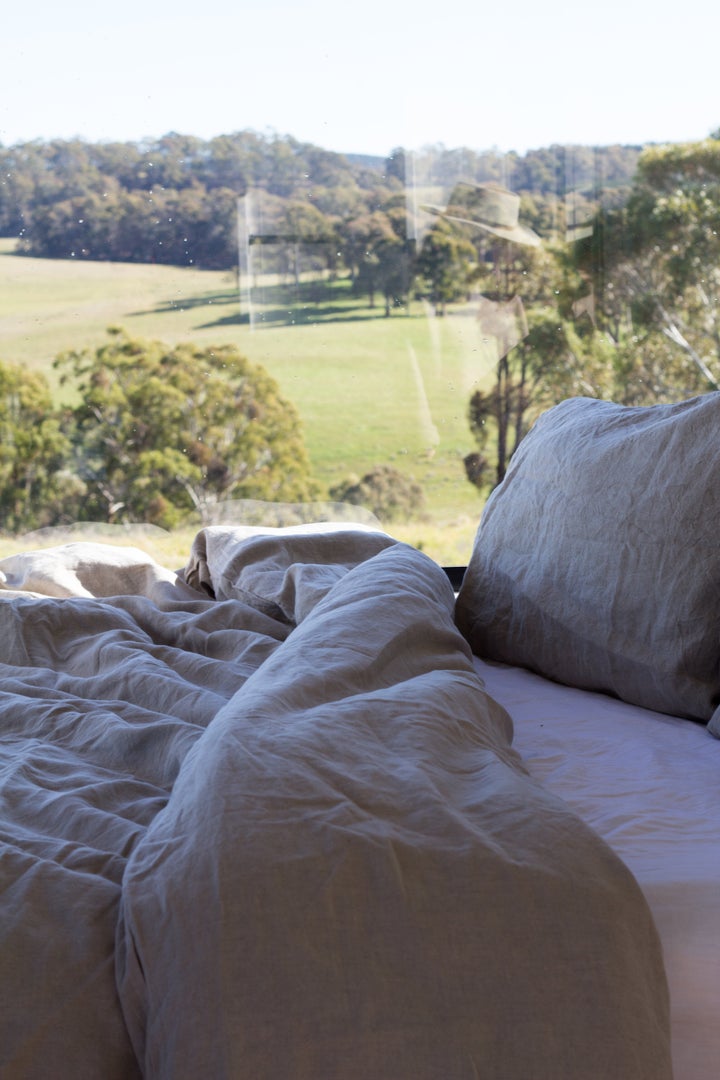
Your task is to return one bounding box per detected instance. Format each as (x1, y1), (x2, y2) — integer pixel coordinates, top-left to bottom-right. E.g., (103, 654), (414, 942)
(0, 525), (672, 1079)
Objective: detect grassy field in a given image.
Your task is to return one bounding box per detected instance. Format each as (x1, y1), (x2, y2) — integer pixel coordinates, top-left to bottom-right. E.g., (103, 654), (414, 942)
(0, 239), (494, 565)
(0, 518), (481, 573)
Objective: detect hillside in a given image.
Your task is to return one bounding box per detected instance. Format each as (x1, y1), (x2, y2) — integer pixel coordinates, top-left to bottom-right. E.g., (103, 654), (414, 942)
(0, 236), (495, 539)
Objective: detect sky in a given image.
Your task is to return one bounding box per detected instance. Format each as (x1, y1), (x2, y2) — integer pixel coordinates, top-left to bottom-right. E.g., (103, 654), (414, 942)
(3, 0), (719, 158)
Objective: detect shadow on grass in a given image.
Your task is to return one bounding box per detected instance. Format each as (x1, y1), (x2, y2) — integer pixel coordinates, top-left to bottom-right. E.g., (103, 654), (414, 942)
(128, 290), (239, 317)
(195, 304), (412, 329)
(132, 278), (424, 328)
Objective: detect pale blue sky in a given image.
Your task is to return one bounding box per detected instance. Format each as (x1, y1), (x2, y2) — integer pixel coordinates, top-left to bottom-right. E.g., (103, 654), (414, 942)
(3, 0), (718, 156)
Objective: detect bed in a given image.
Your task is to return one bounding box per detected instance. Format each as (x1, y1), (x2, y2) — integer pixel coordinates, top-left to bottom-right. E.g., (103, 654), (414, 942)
(1, 391), (718, 1079)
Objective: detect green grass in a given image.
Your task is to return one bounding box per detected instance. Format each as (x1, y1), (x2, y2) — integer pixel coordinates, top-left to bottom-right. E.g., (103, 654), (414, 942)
(0, 518), (480, 572)
(0, 240), (494, 563)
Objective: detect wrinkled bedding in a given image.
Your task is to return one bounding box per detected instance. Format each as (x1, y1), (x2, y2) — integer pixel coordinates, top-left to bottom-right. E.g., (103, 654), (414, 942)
(0, 526), (672, 1079)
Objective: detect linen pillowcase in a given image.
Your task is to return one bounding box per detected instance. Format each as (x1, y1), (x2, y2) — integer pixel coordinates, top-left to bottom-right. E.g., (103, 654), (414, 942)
(455, 394), (720, 726)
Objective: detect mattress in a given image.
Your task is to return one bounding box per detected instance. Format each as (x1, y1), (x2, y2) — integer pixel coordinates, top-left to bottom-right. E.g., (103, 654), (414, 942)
(475, 658), (720, 1080)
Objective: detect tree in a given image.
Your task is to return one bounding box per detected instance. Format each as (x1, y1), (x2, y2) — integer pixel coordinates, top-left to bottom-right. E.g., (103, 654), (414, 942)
(576, 138), (720, 400)
(415, 219), (477, 315)
(0, 361), (80, 532)
(373, 202), (414, 316)
(332, 198), (412, 313)
(339, 209), (402, 307)
(329, 465), (424, 522)
(461, 222), (620, 491)
(466, 312), (613, 488)
(462, 235), (550, 488)
(384, 148), (407, 185)
(56, 329), (317, 528)
(277, 200), (338, 285)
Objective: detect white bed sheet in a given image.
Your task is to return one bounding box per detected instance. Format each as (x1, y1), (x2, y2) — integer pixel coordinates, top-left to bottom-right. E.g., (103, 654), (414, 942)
(474, 658), (720, 1080)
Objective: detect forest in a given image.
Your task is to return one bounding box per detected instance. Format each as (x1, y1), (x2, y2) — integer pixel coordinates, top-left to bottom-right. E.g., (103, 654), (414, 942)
(0, 131), (640, 270)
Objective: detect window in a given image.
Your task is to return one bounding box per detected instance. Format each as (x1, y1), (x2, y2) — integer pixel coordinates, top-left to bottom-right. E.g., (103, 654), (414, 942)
(2, 0), (718, 565)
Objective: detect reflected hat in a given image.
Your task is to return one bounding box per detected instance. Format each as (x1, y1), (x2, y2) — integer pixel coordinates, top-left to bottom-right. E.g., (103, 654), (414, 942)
(422, 181), (541, 247)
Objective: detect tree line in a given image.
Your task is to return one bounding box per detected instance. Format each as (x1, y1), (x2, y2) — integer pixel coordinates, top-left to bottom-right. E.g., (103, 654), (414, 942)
(0, 131), (641, 273)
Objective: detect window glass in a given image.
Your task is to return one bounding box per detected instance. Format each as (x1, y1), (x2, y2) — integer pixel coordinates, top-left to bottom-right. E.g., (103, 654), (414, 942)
(1, 1), (718, 566)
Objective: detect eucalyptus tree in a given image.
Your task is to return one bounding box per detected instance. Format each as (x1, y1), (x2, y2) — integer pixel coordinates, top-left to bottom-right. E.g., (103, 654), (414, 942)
(56, 329), (317, 528)
(339, 208), (410, 309)
(0, 361), (79, 532)
(466, 310), (614, 488)
(576, 138), (720, 399)
(415, 218), (478, 315)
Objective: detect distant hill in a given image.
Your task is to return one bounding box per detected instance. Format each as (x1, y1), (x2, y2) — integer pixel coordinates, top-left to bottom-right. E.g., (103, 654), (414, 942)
(343, 153), (386, 171)
(0, 131), (643, 269)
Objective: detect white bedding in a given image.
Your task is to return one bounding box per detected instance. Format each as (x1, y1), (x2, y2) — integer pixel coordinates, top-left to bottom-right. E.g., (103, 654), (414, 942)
(0, 527), (672, 1079)
(476, 659), (720, 1080)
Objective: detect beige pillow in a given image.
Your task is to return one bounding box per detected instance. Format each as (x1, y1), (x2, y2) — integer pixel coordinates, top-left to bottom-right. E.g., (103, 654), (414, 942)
(455, 394), (720, 725)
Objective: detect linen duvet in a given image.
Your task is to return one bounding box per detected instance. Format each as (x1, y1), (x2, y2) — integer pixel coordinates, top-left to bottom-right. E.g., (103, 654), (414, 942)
(0, 524), (671, 1079)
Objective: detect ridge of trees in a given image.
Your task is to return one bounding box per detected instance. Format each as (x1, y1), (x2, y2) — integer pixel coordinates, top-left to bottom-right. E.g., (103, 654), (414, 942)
(0, 131), (642, 271)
